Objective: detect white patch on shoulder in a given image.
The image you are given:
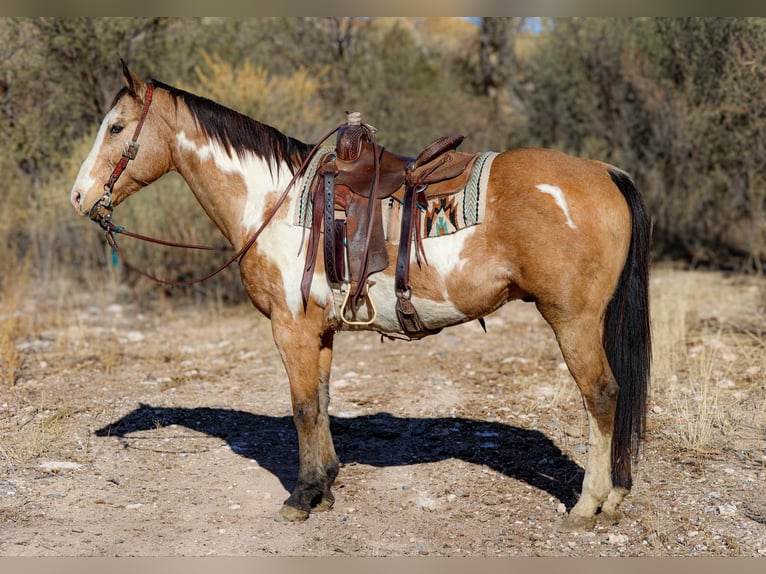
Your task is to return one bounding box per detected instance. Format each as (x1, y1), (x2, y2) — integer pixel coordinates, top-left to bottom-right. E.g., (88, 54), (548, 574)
(259, 217), (335, 319)
(176, 131), (332, 318)
(535, 183), (577, 229)
(177, 131), (293, 231)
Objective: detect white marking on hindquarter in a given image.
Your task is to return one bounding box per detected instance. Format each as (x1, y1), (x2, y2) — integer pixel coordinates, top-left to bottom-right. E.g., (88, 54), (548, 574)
(535, 184), (577, 229)
(176, 131), (333, 317)
(72, 108), (118, 207)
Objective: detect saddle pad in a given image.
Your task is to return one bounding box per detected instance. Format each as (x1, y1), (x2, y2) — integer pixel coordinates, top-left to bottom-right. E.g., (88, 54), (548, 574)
(384, 151), (498, 242)
(293, 147), (335, 228)
(293, 149), (498, 240)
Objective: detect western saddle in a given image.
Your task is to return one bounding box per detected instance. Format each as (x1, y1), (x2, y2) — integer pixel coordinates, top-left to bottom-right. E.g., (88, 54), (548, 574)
(300, 112), (480, 339)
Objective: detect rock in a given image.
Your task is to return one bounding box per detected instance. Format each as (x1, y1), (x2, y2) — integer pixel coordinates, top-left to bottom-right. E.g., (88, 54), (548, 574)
(40, 461), (82, 471)
(718, 504), (737, 516)
(123, 331), (145, 343)
(607, 533), (629, 546)
(416, 494), (438, 511)
(556, 503), (567, 514)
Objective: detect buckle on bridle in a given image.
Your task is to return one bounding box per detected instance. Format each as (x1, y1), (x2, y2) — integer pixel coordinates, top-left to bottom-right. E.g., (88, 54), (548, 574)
(123, 140), (140, 160)
(88, 187), (114, 230)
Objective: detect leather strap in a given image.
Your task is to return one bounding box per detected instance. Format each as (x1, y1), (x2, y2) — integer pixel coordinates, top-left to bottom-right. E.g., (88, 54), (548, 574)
(300, 177), (325, 308)
(394, 178), (441, 339)
(102, 118), (348, 290)
(395, 180), (418, 296)
(350, 137), (383, 308)
(90, 83), (155, 228)
(323, 164), (339, 284)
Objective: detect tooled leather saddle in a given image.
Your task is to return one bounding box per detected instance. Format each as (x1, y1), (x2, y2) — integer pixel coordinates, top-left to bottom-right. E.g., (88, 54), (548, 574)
(300, 112), (480, 339)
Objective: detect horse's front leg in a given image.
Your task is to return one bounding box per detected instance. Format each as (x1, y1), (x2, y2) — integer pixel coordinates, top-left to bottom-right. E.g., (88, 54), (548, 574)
(271, 313), (339, 522)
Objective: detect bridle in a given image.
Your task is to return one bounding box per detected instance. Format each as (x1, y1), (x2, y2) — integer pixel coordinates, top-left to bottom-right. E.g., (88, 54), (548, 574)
(87, 81), (345, 287)
(88, 82), (155, 230)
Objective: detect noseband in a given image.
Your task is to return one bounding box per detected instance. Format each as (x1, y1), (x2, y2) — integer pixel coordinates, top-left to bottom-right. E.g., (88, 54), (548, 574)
(88, 82), (155, 229)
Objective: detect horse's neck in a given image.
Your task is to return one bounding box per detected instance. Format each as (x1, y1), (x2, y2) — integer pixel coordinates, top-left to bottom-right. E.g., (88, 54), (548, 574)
(171, 124), (293, 249)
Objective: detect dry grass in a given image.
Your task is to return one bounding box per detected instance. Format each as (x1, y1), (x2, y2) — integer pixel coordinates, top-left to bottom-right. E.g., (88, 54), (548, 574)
(0, 256), (32, 388)
(192, 51), (333, 142)
(650, 266), (766, 453)
(670, 343), (724, 451)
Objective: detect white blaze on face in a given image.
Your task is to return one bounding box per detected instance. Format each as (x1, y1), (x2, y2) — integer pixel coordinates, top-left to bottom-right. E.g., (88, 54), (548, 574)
(176, 131), (333, 317)
(71, 108), (118, 213)
(535, 183), (577, 230)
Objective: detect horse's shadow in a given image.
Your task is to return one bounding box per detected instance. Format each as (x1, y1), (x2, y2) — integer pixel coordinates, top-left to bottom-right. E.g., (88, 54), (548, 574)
(95, 404), (584, 508)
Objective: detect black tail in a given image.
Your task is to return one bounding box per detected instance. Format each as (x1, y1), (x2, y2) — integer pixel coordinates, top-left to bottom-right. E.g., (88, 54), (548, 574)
(604, 168), (652, 490)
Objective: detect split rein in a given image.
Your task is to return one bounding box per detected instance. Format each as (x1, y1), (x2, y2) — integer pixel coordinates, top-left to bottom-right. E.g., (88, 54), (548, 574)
(88, 82), (346, 287)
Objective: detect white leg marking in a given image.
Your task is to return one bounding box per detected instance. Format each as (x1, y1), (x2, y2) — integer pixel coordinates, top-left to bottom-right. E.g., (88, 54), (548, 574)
(535, 184), (577, 229)
(571, 410), (612, 518)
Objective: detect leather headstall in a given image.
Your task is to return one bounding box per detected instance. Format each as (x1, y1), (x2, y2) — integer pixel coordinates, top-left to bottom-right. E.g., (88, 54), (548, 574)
(89, 82), (155, 230)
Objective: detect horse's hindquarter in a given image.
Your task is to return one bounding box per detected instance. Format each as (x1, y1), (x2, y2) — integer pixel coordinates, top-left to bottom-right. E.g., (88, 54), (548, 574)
(481, 149), (633, 313)
(362, 148), (633, 333)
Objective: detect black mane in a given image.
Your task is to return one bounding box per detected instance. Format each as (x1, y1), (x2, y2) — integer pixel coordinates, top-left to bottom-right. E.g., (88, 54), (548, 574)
(148, 80), (314, 173)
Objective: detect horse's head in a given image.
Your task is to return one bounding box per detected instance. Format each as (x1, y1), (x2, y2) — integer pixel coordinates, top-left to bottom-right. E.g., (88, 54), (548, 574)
(70, 61), (171, 220)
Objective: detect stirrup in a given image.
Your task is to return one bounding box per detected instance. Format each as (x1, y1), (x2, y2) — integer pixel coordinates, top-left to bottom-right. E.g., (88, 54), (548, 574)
(339, 283), (377, 326)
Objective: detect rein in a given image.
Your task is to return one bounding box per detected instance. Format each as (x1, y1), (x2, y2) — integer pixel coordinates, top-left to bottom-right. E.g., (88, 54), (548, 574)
(89, 87), (345, 286)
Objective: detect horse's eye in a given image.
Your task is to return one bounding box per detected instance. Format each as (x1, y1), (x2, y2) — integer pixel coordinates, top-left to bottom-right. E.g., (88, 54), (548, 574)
(110, 125), (124, 135)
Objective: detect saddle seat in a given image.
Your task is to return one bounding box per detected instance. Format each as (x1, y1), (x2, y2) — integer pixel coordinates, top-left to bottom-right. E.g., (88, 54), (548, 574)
(299, 113), (479, 339)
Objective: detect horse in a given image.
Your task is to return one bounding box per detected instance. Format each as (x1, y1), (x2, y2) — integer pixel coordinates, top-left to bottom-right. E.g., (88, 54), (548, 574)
(70, 62), (651, 531)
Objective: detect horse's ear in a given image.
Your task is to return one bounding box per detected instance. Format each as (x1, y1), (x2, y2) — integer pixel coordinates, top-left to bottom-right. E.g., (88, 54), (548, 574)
(120, 58), (145, 98)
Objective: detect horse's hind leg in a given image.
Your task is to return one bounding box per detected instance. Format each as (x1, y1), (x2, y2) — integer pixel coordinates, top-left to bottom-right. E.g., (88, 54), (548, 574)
(271, 317), (339, 521)
(540, 307), (622, 530)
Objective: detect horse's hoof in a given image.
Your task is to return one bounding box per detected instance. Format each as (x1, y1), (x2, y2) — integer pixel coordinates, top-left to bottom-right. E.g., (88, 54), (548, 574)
(277, 503), (310, 522)
(313, 495), (335, 513)
(557, 513), (596, 532)
(596, 509), (623, 525)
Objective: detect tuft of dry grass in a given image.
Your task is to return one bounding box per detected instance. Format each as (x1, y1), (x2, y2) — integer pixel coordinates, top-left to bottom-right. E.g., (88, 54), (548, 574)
(669, 344), (724, 451)
(650, 267), (766, 454)
(0, 256), (32, 388)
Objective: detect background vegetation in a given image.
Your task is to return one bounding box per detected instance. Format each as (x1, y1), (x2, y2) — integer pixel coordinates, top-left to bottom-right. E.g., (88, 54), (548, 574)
(1, 17), (765, 305)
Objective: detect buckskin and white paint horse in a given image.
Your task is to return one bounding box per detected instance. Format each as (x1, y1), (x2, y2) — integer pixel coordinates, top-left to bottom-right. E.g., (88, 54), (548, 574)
(70, 63), (651, 530)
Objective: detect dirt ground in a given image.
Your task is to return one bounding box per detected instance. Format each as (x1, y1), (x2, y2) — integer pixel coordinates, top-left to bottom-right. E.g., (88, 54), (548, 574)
(0, 267), (764, 556)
